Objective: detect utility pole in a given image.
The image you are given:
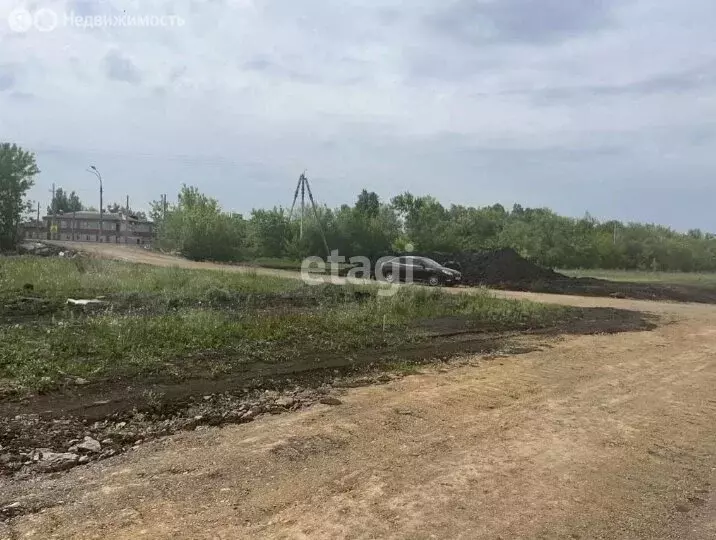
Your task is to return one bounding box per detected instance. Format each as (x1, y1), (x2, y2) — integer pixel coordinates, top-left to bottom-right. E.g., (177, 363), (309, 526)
(88, 166), (103, 242)
(126, 194), (130, 244)
(49, 183), (55, 239)
(162, 194), (167, 220)
(300, 176), (305, 238)
(288, 172), (330, 256)
(36, 202), (40, 239)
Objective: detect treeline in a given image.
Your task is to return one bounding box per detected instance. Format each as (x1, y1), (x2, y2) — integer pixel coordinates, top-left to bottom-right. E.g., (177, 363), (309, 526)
(48, 187), (147, 220)
(2, 141), (713, 270)
(153, 185), (716, 272)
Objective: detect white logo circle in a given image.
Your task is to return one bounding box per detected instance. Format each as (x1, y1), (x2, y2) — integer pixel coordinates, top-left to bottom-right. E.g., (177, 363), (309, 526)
(34, 8), (58, 32)
(7, 8), (33, 33)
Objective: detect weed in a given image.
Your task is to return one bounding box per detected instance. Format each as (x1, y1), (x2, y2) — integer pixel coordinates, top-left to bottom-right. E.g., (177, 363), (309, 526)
(0, 257), (571, 392)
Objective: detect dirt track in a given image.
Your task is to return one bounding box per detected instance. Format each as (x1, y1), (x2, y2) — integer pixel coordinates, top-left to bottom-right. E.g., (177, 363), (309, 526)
(3, 244), (716, 539)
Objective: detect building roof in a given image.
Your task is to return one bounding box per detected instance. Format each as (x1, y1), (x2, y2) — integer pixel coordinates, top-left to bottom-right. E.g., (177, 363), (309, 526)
(43, 211), (151, 223)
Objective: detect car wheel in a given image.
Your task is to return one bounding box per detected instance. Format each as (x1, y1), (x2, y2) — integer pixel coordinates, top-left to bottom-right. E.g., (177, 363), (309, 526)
(428, 275), (441, 287)
(385, 271), (396, 283)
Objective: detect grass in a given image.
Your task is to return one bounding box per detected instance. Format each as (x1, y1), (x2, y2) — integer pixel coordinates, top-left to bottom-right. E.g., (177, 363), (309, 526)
(0, 256), (569, 393)
(248, 257), (304, 271)
(559, 268), (716, 288)
(248, 257), (355, 274)
(0, 256), (301, 299)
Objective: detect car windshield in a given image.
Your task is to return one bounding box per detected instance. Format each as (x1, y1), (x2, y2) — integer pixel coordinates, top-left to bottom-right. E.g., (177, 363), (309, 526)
(418, 258), (442, 269)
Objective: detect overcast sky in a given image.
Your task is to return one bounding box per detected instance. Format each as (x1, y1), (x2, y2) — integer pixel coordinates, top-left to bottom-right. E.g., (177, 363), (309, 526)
(2, 0), (715, 230)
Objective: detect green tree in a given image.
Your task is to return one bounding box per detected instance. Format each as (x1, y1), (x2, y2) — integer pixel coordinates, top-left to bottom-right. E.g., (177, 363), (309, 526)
(106, 202), (147, 220)
(355, 189), (380, 218)
(391, 192), (454, 251)
(155, 185), (247, 261)
(0, 143), (39, 250)
(248, 207), (291, 258)
(330, 192), (401, 261)
(48, 187), (83, 214)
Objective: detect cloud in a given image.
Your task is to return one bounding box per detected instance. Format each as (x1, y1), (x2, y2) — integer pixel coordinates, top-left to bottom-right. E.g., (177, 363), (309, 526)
(2, 0), (716, 231)
(8, 91), (36, 102)
(0, 66), (16, 91)
(104, 50), (142, 84)
(429, 0), (616, 45)
(528, 62), (716, 104)
(65, 0), (104, 17)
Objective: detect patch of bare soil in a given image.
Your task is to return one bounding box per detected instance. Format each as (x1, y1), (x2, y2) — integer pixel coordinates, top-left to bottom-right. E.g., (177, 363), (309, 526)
(0, 308), (653, 482)
(1, 296), (715, 539)
(504, 276), (716, 304)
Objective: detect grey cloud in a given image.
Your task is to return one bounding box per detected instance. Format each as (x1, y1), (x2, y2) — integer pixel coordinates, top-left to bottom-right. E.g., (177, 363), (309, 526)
(9, 91), (35, 102)
(430, 0), (615, 45)
(242, 56), (365, 85)
(243, 58), (274, 72)
(529, 63), (716, 105)
(0, 67), (15, 92)
(169, 66), (187, 82)
(66, 0), (104, 16)
(104, 50), (142, 84)
(682, 125), (716, 147)
(243, 57), (314, 83)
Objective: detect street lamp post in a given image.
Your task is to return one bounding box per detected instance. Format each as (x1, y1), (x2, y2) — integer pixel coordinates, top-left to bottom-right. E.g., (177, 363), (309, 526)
(88, 166), (103, 242)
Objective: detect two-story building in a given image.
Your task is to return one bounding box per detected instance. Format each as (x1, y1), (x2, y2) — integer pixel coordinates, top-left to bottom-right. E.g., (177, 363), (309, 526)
(23, 211), (154, 245)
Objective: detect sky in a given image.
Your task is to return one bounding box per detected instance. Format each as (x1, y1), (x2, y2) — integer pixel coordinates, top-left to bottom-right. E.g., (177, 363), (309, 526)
(1, 0), (715, 230)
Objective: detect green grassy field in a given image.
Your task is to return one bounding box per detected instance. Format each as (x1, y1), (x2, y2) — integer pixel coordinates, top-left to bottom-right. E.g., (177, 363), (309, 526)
(559, 269), (716, 288)
(0, 257), (301, 298)
(248, 257), (355, 273)
(0, 256), (568, 394)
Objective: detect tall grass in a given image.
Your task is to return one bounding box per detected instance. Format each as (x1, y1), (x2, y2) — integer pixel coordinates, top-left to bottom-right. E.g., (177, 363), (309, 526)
(0, 258), (569, 392)
(0, 256), (301, 298)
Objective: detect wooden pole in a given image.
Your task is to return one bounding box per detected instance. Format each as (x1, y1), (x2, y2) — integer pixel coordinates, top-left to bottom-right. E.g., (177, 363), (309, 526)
(50, 183), (55, 239)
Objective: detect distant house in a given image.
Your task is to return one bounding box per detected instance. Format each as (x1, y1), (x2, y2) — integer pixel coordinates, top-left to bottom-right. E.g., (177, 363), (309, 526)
(23, 211), (154, 245)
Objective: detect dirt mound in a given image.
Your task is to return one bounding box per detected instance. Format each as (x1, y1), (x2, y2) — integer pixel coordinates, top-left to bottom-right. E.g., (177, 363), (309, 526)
(420, 248), (561, 286)
(419, 249), (716, 304)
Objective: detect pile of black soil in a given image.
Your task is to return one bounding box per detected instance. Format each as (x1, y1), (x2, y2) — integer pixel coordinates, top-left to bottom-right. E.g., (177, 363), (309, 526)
(420, 249), (716, 304)
(420, 248), (559, 286)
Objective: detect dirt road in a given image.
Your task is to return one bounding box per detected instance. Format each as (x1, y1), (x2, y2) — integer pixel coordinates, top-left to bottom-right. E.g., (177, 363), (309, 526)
(4, 245), (716, 539)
